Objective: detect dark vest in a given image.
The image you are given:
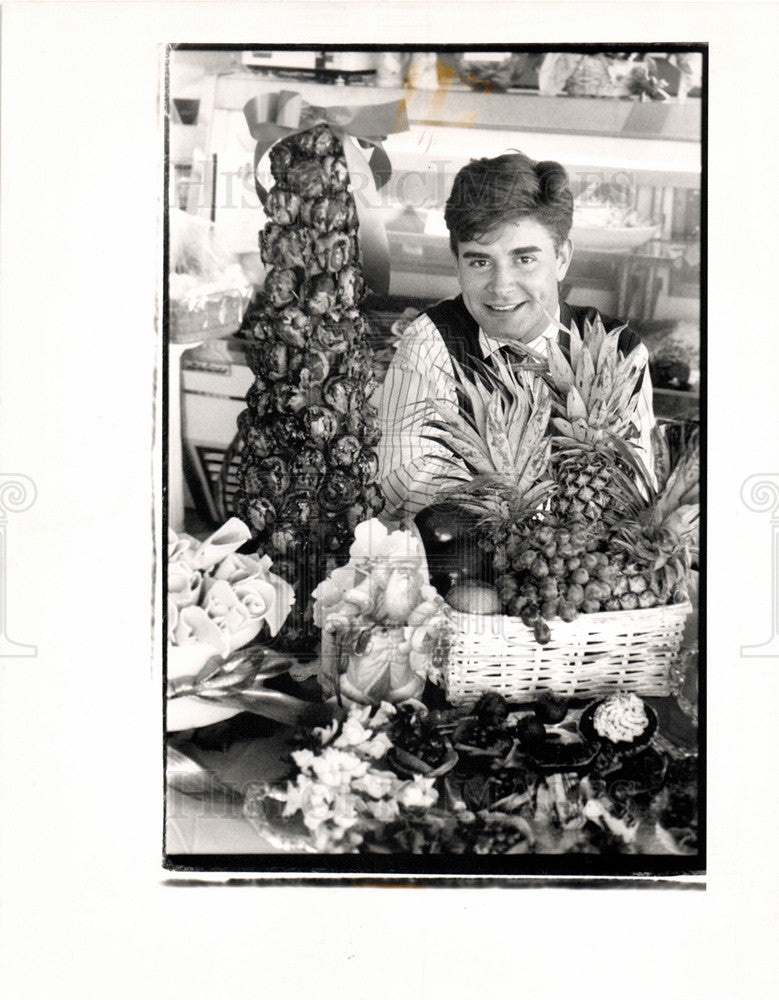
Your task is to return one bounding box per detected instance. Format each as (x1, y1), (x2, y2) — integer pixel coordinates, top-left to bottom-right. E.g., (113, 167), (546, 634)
(423, 294), (641, 377)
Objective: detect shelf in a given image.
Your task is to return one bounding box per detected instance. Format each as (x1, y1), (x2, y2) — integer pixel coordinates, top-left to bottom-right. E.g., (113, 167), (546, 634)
(213, 73), (700, 142)
(209, 73), (700, 194)
(405, 89), (701, 143)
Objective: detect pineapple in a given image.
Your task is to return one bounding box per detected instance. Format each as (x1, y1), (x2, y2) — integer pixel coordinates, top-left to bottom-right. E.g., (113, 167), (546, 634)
(514, 313), (650, 528)
(419, 351), (554, 534)
(418, 356), (624, 631)
(607, 424), (699, 604)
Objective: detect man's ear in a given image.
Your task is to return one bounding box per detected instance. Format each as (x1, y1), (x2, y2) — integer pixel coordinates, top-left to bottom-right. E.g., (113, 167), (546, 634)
(556, 238), (573, 281)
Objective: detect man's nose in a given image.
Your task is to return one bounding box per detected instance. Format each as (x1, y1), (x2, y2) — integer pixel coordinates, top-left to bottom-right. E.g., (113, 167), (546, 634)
(487, 265), (517, 296)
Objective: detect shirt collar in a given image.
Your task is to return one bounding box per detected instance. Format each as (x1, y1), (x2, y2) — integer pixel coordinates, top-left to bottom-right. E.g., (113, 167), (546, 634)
(478, 303), (561, 359)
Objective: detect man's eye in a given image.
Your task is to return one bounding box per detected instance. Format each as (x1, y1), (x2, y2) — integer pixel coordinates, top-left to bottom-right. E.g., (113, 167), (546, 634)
(516, 256), (536, 266)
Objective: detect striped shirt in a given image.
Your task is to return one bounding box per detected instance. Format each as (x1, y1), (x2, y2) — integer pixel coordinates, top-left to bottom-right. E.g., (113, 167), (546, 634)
(376, 307), (656, 522)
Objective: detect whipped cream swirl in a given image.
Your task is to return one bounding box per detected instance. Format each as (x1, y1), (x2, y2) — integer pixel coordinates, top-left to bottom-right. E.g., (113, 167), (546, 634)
(593, 693), (649, 743)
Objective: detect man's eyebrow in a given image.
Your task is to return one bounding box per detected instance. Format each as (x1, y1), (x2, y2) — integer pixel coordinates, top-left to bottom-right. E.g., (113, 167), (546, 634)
(460, 246), (542, 258)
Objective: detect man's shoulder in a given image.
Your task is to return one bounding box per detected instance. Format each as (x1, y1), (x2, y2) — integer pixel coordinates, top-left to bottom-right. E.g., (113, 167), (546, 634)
(389, 309), (449, 370)
(395, 309), (441, 345)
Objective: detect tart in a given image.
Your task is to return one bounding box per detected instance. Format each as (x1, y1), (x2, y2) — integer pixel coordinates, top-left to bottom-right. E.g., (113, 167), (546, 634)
(579, 693), (658, 756)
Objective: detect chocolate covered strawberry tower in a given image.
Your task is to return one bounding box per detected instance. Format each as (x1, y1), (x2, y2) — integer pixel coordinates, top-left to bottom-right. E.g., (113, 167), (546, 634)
(236, 123), (385, 650)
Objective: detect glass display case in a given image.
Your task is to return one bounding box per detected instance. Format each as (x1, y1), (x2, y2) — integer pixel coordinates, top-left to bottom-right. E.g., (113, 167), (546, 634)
(169, 51), (702, 525)
(183, 70), (700, 313)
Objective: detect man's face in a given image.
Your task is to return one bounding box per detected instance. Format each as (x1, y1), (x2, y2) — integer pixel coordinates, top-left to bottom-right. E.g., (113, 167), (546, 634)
(455, 217), (573, 343)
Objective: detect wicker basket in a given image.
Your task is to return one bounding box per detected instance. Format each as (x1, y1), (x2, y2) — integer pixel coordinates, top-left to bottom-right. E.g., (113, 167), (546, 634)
(443, 601), (692, 706)
(169, 287), (251, 344)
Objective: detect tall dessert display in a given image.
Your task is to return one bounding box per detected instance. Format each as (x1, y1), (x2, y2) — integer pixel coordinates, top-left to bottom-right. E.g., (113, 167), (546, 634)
(235, 123), (385, 650)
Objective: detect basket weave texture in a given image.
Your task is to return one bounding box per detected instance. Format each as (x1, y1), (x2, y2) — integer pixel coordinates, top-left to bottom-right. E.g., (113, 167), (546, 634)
(443, 601), (692, 706)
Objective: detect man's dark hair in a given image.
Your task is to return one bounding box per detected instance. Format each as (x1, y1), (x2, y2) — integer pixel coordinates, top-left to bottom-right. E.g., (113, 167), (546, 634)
(444, 152), (574, 255)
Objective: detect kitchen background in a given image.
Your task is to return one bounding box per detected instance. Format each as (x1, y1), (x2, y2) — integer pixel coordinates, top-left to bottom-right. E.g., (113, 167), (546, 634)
(166, 47), (702, 532)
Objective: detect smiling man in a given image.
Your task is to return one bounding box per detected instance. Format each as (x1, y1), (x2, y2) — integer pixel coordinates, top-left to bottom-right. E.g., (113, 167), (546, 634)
(456, 217), (571, 344)
(376, 151), (655, 525)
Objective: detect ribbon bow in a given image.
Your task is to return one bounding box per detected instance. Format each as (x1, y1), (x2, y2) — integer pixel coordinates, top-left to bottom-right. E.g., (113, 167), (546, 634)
(244, 90), (409, 297)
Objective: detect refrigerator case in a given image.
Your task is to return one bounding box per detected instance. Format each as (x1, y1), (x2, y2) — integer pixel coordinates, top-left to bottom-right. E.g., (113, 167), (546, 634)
(179, 75), (701, 521)
(196, 76), (700, 305)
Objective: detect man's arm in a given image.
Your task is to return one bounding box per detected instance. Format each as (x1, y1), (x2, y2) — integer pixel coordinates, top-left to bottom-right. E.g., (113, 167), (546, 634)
(376, 315), (465, 523)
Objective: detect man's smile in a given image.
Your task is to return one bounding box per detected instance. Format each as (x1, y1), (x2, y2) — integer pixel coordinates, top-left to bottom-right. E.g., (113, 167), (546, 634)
(484, 302), (527, 313)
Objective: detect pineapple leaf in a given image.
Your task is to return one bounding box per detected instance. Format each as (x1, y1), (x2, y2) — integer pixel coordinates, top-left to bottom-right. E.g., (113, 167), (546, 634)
(605, 378), (643, 427)
(421, 420), (494, 475)
(584, 314), (607, 366)
(485, 393), (515, 474)
(402, 394), (458, 421)
(419, 452), (474, 481)
(568, 320), (583, 373)
(517, 441), (553, 499)
(546, 337), (575, 396)
(590, 361), (615, 418)
(660, 504), (700, 547)
(615, 342), (648, 390)
(521, 386), (552, 455)
(534, 299), (577, 339)
(596, 327), (622, 377)
(551, 416), (577, 439)
(419, 355), (554, 508)
(651, 424), (673, 492)
(506, 392), (532, 469)
(654, 437), (700, 524)
(574, 341), (596, 408)
(450, 358), (491, 436)
(566, 385), (589, 422)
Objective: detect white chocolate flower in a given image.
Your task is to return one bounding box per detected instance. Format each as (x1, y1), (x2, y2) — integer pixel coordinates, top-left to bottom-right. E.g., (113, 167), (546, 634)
(334, 715), (374, 749)
(168, 603), (230, 656)
(167, 519), (294, 656)
(396, 775), (438, 809)
(290, 749), (317, 773)
(352, 769), (397, 800)
(310, 747), (369, 788)
(361, 731), (392, 760)
(191, 516), (252, 571)
(168, 559), (203, 610)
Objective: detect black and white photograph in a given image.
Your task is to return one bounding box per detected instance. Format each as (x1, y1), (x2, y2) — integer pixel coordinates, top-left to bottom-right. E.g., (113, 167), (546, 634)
(3, 4), (779, 998)
(164, 43), (704, 873)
